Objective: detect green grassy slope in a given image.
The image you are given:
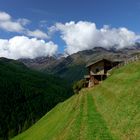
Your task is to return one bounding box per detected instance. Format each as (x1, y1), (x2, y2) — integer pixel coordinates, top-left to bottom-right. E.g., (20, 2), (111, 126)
(13, 61), (140, 140)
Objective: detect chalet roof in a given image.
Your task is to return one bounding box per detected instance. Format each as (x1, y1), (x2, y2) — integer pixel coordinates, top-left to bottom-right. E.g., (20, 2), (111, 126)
(86, 58), (111, 68)
(86, 58), (123, 68)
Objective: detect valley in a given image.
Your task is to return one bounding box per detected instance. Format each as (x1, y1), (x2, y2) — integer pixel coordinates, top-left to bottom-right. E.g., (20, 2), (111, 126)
(0, 58), (72, 139)
(13, 60), (140, 140)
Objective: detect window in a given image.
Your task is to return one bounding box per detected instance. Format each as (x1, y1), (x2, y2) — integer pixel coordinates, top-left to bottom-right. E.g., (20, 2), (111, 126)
(96, 68), (99, 73)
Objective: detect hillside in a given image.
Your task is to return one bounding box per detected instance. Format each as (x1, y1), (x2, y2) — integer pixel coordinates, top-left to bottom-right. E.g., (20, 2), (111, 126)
(13, 61), (140, 140)
(20, 47), (140, 84)
(0, 58), (73, 140)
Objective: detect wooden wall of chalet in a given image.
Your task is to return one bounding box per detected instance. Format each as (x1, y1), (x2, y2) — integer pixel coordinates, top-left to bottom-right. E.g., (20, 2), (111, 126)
(89, 61), (105, 75)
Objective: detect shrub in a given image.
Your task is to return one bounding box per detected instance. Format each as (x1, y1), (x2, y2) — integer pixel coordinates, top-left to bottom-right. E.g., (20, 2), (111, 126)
(73, 79), (87, 94)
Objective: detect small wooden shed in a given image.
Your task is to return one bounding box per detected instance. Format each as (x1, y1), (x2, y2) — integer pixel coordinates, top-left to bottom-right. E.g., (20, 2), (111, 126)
(85, 58), (121, 87)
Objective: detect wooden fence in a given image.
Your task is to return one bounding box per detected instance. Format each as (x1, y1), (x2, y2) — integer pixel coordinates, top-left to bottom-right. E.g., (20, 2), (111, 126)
(110, 55), (140, 71)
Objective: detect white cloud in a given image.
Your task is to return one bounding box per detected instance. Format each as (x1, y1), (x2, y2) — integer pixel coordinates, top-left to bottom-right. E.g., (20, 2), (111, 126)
(0, 11), (24, 32)
(52, 21), (140, 54)
(27, 29), (48, 39)
(0, 21), (24, 32)
(0, 11), (48, 39)
(0, 36), (58, 59)
(0, 11), (11, 21)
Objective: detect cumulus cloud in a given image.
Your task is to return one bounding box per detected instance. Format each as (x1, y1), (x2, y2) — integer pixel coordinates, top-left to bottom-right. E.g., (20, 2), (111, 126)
(0, 11), (48, 39)
(0, 36), (58, 59)
(51, 21), (140, 54)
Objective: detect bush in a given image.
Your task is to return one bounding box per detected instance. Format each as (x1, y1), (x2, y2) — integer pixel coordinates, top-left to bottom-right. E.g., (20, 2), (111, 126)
(73, 79), (87, 94)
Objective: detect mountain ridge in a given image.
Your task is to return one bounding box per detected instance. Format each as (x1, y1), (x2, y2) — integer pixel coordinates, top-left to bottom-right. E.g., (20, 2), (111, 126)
(19, 46), (140, 83)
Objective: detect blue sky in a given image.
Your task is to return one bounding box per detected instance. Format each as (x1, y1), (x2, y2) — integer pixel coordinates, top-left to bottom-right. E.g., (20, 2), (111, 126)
(0, 0), (139, 30)
(0, 0), (140, 59)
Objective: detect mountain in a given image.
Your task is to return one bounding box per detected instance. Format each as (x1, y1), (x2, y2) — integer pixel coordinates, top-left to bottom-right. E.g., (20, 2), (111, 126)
(13, 60), (140, 140)
(19, 46), (140, 84)
(0, 58), (73, 140)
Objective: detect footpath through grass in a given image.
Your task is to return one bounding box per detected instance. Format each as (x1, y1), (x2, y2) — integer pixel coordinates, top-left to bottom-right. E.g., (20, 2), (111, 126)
(13, 61), (140, 140)
(13, 91), (115, 140)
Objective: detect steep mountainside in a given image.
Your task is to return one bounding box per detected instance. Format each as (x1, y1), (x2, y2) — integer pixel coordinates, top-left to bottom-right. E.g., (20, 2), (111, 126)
(13, 61), (140, 140)
(20, 47), (140, 84)
(0, 58), (73, 140)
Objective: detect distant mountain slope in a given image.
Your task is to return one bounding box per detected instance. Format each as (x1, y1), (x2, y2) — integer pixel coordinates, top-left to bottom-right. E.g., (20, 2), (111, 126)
(0, 58), (73, 140)
(20, 47), (140, 84)
(13, 61), (140, 140)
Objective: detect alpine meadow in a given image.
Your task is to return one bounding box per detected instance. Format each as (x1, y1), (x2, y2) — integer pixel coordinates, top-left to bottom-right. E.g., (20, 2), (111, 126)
(0, 0), (140, 140)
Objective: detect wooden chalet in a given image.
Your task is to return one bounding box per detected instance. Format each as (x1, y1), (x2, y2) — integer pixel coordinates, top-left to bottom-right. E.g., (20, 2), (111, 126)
(84, 58), (122, 87)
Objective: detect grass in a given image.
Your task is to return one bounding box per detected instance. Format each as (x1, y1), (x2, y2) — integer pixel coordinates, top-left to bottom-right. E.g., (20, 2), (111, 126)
(13, 61), (140, 140)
